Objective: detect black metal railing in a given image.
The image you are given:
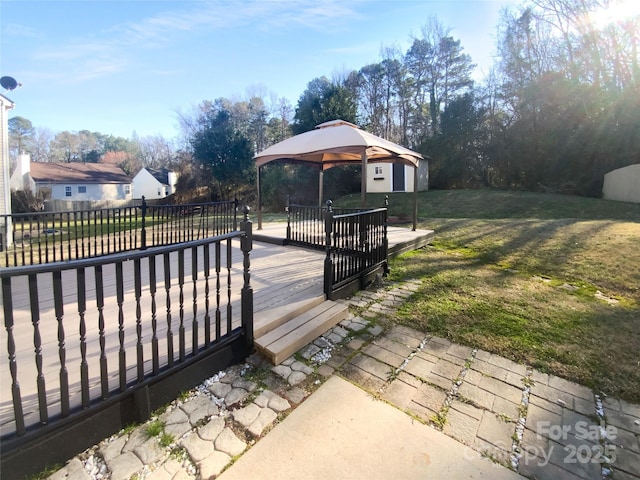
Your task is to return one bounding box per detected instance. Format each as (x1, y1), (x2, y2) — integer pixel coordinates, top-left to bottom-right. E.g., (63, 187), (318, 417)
(0, 208), (253, 479)
(285, 196), (368, 250)
(322, 199), (388, 300)
(0, 198), (238, 267)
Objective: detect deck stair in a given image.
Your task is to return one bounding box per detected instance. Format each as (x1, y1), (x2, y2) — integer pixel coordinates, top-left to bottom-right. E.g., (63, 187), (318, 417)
(255, 299), (349, 365)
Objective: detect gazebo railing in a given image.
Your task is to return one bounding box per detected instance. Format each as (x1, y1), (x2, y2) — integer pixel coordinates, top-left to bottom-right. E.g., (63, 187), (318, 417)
(323, 201), (388, 299)
(285, 196), (370, 250)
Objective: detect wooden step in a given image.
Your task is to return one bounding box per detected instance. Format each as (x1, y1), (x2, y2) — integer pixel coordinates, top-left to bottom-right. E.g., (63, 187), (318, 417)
(255, 300), (349, 365)
(254, 294), (326, 338)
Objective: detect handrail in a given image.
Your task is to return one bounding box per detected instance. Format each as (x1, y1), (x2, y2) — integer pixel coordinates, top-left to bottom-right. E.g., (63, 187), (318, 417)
(0, 230), (243, 278)
(1, 209), (254, 478)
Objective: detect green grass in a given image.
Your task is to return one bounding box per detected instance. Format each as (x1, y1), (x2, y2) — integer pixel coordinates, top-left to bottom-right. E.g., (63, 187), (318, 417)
(146, 419), (165, 438)
(336, 189), (640, 402)
(334, 189), (640, 221)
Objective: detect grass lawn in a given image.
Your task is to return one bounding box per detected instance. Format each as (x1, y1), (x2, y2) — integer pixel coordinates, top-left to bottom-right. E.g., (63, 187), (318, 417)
(337, 190), (640, 402)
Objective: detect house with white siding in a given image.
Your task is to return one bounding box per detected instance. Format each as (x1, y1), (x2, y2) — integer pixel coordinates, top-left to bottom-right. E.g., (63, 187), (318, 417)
(10, 154), (132, 202)
(0, 93), (15, 249)
(132, 167), (178, 199)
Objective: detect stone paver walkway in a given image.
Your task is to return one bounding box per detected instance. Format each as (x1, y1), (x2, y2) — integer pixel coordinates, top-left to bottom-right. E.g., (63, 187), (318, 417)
(49, 279), (640, 480)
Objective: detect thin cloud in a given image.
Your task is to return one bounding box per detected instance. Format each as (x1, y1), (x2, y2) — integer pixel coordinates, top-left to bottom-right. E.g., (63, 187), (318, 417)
(16, 0), (366, 86)
(324, 41), (381, 56)
(1, 22), (44, 38)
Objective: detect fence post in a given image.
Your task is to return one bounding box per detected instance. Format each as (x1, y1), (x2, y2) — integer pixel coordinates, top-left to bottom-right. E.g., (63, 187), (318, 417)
(286, 195), (291, 242)
(384, 195), (389, 275)
(233, 197), (239, 231)
(140, 196), (147, 250)
(323, 200), (334, 299)
(240, 206), (254, 348)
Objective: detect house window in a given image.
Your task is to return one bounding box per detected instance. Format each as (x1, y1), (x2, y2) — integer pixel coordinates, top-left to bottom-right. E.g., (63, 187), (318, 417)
(374, 166), (383, 175)
(65, 186), (72, 197)
(78, 186), (87, 194)
(124, 185), (131, 195)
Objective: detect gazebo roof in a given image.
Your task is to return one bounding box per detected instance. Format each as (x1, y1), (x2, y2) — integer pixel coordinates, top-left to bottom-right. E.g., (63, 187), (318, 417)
(254, 120), (422, 170)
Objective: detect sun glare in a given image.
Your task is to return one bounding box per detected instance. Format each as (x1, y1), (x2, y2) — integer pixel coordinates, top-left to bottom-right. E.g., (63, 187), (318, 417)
(591, 0), (640, 29)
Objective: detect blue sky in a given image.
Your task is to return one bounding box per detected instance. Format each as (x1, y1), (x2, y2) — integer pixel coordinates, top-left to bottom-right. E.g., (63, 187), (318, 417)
(1, 0), (521, 140)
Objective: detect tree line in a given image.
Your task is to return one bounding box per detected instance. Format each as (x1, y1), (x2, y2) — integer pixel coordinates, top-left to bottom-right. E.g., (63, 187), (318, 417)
(9, 0), (639, 208)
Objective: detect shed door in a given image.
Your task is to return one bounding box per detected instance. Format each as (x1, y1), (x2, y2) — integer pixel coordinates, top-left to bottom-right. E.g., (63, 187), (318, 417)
(392, 163), (405, 191)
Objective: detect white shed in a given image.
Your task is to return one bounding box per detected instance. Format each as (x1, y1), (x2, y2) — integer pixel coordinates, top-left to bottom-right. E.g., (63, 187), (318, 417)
(366, 161), (429, 194)
(603, 164), (640, 204)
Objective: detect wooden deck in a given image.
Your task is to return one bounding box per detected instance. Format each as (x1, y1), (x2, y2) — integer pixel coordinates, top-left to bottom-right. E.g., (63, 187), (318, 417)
(254, 222), (435, 257)
(0, 224), (433, 434)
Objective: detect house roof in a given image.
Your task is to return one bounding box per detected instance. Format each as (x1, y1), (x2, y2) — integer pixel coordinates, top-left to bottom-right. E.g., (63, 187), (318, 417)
(1, 93), (16, 109)
(30, 162), (131, 184)
(146, 167), (172, 185)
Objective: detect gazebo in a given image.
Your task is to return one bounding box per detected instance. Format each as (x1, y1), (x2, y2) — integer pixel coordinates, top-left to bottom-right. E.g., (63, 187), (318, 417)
(254, 120), (425, 230)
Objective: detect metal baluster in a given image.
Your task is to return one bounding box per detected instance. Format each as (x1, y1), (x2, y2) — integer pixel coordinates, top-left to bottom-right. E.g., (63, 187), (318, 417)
(323, 200), (334, 297)
(95, 265), (108, 399)
(106, 210), (111, 255)
(87, 211), (93, 258)
(240, 207), (253, 347)
(134, 258), (143, 382)
(118, 208), (122, 253)
(100, 210), (104, 256)
(150, 254), (159, 375)
(66, 212), (71, 261)
(53, 270), (70, 417)
(77, 267), (89, 408)
(4, 216), (11, 266)
(178, 250), (185, 362)
(3, 276), (25, 435)
(204, 244), (211, 347)
(69, 212), (80, 258)
(215, 242), (221, 341)
(44, 214), (50, 264)
(20, 217), (25, 266)
(115, 262), (127, 391)
(57, 212), (63, 262)
(226, 239), (232, 334)
(164, 252), (174, 367)
(28, 274), (48, 424)
(191, 246), (198, 355)
(35, 216), (41, 265)
(134, 205), (139, 249)
(140, 198), (146, 250)
(286, 196), (291, 242)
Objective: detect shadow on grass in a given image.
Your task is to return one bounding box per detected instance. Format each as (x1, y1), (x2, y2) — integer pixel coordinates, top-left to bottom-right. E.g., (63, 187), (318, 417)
(388, 219), (640, 403)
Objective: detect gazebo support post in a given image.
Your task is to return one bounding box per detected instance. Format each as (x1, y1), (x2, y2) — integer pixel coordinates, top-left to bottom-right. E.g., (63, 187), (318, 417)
(360, 151), (367, 208)
(318, 168), (324, 206)
(413, 165), (418, 231)
(257, 164), (262, 230)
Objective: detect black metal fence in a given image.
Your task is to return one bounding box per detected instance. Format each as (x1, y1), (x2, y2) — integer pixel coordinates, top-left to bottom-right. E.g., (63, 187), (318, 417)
(284, 197), (389, 299)
(0, 198), (238, 268)
(323, 201), (388, 299)
(0, 209), (253, 479)
(285, 196), (368, 250)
